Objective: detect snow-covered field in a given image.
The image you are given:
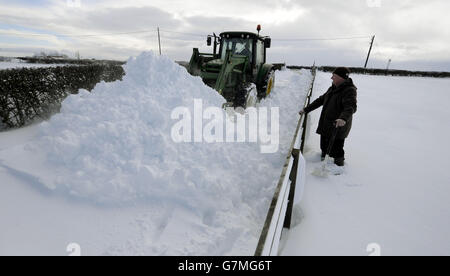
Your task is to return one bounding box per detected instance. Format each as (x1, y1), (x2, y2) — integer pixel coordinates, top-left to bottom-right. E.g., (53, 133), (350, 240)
(281, 72), (450, 256)
(0, 52), (311, 255)
(0, 61), (70, 70)
(3, 51), (447, 256)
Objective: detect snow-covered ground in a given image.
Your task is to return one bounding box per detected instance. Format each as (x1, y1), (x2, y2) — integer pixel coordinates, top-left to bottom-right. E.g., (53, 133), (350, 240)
(281, 72), (450, 256)
(5, 52), (446, 256)
(0, 60), (70, 70)
(0, 52), (311, 255)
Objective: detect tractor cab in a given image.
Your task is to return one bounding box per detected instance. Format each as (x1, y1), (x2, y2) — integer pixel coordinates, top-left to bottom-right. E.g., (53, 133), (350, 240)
(186, 26), (275, 108)
(217, 32), (271, 74)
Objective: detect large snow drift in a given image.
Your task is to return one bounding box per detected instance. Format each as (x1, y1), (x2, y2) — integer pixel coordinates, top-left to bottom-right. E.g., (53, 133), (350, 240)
(19, 52), (233, 206)
(0, 52), (311, 255)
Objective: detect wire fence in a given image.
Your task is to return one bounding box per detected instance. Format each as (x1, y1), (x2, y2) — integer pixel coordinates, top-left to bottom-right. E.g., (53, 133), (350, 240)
(0, 27), (373, 51)
(0, 27), (378, 68)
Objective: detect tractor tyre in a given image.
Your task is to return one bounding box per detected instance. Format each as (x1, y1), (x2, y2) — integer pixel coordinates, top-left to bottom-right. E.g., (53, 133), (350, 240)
(258, 70), (275, 99)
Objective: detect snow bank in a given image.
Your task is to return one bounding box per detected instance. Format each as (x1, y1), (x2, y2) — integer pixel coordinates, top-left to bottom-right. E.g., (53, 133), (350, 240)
(0, 52), (312, 255)
(25, 52), (262, 209)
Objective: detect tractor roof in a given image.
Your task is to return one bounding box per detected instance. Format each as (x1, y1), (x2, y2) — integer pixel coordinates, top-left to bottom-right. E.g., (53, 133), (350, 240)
(220, 31), (265, 40)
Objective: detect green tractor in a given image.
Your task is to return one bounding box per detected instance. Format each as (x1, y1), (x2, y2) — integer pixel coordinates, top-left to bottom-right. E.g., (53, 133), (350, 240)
(185, 26), (275, 108)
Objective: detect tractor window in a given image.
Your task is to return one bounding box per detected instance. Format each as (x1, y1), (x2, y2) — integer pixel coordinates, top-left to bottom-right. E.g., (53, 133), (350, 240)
(221, 38), (253, 63)
(256, 40), (265, 64)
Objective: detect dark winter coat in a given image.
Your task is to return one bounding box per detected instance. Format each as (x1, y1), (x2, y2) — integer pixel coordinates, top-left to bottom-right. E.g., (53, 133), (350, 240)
(304, 78), (357, 139)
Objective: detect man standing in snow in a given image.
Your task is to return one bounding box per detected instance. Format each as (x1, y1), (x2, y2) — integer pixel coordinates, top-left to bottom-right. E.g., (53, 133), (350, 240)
(299, 67), (357, 166)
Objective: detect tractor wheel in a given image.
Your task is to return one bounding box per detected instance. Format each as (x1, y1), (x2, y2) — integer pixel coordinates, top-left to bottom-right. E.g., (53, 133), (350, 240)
(259, 70), (275, 99)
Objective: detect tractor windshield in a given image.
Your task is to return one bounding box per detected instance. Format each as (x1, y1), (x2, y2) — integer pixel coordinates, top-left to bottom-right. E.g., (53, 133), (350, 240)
(220, 38), (253, 63)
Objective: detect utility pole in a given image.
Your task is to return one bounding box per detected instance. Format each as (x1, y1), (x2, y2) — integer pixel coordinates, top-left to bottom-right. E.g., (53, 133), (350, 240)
(386, 58), (392, 70)
(157, 27), (162, 56)
(364, 35), (375, 69)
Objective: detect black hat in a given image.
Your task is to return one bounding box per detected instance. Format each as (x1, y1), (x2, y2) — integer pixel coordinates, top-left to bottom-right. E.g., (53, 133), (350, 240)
(333, 67), (350, 79)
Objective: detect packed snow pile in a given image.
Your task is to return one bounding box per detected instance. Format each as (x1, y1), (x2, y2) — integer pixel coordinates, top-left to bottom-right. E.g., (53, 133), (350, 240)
(0, 52), (311, 255)
(13, 52), (269, 207)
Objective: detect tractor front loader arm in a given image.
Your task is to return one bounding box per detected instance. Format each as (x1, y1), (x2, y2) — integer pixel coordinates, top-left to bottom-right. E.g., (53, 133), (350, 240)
(214, 50), (249, 102)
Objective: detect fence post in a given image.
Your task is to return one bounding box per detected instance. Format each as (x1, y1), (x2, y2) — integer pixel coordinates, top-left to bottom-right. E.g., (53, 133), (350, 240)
(284, 148), (300, 228)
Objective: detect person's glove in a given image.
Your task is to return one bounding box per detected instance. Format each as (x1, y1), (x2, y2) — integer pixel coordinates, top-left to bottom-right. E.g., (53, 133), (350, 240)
(335, 119), (346, 127)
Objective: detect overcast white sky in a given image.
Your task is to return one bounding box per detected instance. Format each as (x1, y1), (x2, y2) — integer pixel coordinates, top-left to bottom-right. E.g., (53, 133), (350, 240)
(0, 0), (449, 71)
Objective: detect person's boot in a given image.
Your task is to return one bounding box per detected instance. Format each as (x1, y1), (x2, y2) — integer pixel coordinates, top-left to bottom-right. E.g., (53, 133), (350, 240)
(334, 157), (345, 167)
(321, 152), (326, 161)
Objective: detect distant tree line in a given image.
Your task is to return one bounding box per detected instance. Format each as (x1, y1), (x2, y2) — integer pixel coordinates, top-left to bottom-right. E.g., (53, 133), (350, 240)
(0, 56), (14, 62)
(286, 65), (450, 78)
(16, 56), (126, 66)
(0, 64), (125, 130)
